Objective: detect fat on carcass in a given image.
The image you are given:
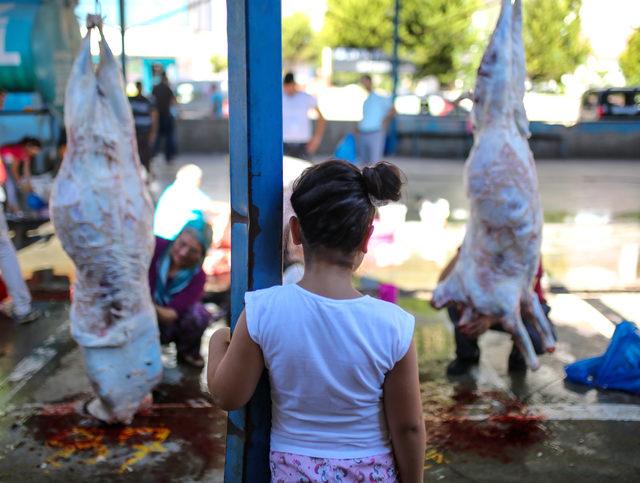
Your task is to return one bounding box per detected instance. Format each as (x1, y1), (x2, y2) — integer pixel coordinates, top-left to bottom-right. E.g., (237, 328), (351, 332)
(50, 16), (161, 423)
(432, 0), (555, 370)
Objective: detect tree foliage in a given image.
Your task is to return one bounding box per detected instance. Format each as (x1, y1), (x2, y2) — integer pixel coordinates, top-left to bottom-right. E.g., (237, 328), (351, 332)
(210, 54), (227, 73)
(282, 13), (320, 68)
(323, 0), (393, 51)
(322, 0), (479, 87)
(399, 0), (479, 85)
(523, 0), (590, 84)
(620, 28), (640, 86)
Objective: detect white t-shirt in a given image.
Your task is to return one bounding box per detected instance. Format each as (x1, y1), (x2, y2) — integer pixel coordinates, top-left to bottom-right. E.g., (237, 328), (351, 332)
(282, 91), (317, 143)
(245, 283), (415, 458)
(359, 92), (393, 132)
(282, 263), (304, 285)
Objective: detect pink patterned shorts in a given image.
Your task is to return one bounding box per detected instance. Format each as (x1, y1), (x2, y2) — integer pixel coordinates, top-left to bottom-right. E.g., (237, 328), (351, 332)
(269, 450), (398, 482)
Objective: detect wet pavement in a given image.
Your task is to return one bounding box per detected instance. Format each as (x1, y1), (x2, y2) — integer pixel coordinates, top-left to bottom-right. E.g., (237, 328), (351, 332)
(0, 155), (638, 481)
(0, 316), (227, 482)
(1, 294), (639, 481)
(407, 297), (640, 482)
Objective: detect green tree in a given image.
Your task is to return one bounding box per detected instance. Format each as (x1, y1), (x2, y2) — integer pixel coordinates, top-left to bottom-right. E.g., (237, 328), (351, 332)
(523, 0), (590, 84)
(210, 54), (227, 73)
(401, 0), (479, 85)
(620, 28), (640, 85)
(282, 13), (320, 68)
(323, 0), (479, 87)
(323, 0), (392, 51)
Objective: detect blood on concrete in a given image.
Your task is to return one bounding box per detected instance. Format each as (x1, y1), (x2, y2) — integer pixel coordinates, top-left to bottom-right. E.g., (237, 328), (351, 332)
(24, 400), (227, 478)
(45, 426), (109, 467)
(425, 388), (548, 463)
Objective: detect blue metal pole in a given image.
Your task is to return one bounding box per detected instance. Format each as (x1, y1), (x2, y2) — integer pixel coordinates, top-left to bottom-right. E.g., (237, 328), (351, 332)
(225, 0), (282, 481)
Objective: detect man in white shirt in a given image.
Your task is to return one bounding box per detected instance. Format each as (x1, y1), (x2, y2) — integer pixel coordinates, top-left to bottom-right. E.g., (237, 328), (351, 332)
(282, 73), (325, 160)
(358, 74), (396, 165)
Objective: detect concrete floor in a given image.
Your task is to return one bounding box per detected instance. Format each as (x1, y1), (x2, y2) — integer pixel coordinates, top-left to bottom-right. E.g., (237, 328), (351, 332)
(0, 155), (639, 481)
(0, 323), (227, 482)
(1, 296), (639, 482)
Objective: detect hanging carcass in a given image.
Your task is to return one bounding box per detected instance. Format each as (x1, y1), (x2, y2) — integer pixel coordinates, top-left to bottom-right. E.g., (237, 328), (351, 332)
(50, 16), (161, 423)
(431, 0), (556, 370)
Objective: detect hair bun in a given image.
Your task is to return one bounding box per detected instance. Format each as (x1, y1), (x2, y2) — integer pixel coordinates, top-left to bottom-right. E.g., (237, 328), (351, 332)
(362, 162), (403, 204)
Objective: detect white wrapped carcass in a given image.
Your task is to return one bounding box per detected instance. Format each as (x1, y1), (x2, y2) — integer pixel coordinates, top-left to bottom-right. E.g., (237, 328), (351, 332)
(432, 0), (556, 369)
(50, 17), (161, 423)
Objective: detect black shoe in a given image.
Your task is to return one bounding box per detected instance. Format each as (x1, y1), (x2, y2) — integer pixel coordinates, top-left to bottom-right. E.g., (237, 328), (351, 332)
(446, 357), (479, 376)
(508, 348), (527, 372)
(13, 308), (42, 325)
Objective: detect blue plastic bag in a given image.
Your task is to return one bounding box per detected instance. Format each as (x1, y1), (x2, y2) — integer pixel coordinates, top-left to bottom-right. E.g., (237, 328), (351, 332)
(334, 133), (357, 164)
(27, 192), (48, 210)
(565, 321), (640, 395)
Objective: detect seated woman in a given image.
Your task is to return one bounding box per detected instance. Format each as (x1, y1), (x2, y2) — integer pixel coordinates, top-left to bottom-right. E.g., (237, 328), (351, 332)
(149, 218), (213, 367)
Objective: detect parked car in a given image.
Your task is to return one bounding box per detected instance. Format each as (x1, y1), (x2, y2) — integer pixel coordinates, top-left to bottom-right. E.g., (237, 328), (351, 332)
(420, 93), (471, 117)
(579, 87), (640, 121)
(394, 93), (472, 117)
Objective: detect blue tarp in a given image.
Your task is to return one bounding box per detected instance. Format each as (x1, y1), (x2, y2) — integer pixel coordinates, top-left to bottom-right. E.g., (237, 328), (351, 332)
(565, 321), (640, 395)
(334, 133), (357, 164)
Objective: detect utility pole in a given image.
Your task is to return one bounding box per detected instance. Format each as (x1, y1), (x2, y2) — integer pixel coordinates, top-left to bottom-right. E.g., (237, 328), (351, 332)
(119, 0), (126, 79)
(391, 0), (400, 99)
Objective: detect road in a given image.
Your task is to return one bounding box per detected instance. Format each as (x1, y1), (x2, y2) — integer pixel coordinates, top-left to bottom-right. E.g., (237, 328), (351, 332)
(153, 155), (640, 219)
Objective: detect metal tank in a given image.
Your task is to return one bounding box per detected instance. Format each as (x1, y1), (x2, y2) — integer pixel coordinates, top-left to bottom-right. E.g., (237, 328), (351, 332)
(0, 0), (81, 113)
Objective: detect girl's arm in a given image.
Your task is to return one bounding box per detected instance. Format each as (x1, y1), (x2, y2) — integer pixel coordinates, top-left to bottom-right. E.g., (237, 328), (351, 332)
(383, 342), (425, 483)
(207, 309), (264, 411)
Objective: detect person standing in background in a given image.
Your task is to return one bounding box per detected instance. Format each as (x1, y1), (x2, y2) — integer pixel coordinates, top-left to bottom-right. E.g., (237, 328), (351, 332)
(210, 83), (224, 119)
(129, 81), (157, 172)
(0, 91), (40, 324)
(152, 73), (177, 162)
(358, 74), (396, 166)
(282, 72), (325, 160)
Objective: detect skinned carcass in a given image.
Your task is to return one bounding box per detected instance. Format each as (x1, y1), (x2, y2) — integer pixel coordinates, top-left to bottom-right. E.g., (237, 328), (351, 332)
(51, 16), (161, 423)
(431, 0), (555, 370)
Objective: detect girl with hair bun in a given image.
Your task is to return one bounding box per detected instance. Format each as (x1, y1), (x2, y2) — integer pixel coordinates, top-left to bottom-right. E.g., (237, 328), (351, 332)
(208, 160), (425, 482)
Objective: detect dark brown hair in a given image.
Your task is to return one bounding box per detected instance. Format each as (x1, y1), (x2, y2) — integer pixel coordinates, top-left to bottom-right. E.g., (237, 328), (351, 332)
(283, 72), (295, 85)
(290, 159), (403, 256)
(19, 136), (42, 149)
